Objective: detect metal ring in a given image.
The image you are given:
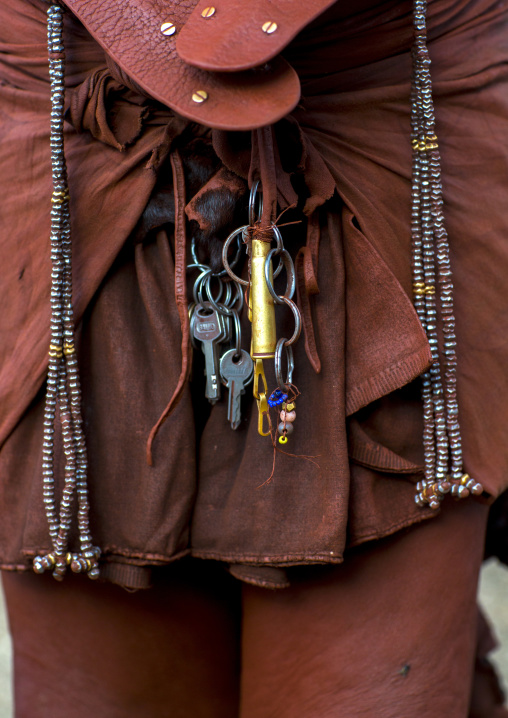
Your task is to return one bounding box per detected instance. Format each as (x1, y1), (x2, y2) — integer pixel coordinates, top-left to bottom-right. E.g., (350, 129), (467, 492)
(202, 273), (229, 309)
(189, 305), (200, 350)
(275, 339), (294, 390)
(271, 225), (284, 257)
(248, 180), (263, 226)
(192, 268), (212, 305)
(217, 279), (244, 316)
(264, 248), (296, 305)
(231, 309), (242, 358)
(230, 280), (244, 314)
(222, 226), (249, 286)
(193, 268), (211, 305)
(191, 235), (242, 278)
(211, 233), (243, 278)
(187, 262), (210, 274)
(191, 236), (200, 265)
(271, 226), (284, 279)
(203, 274), (233, 317)
(280, 297), (302, 347)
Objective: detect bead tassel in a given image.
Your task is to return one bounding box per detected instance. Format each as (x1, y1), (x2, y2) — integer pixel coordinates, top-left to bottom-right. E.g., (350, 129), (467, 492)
(410, 0), (483, 508)
(34, 3), (100, 580)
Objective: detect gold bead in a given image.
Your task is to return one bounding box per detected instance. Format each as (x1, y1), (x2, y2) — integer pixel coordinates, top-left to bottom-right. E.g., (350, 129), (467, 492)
(51, 189), (69, 204)
(160, 22), (176, 36)
(192, 89), (208, 103)
(201, 6), (216, 17)
(262, 21), (278, 34)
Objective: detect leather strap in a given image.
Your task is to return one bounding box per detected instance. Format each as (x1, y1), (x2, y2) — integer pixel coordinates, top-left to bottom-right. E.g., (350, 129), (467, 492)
(62, 0), (334, 130)
(177, 0), (337, 72)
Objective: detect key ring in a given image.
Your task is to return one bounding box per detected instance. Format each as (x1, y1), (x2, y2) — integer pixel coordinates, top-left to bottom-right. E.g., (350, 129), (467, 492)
(210, 234), (243, 278)
(200, 272), (231, 310)
(231, 308), (242, 359)
(275, 338), (294, 390)
(206, 276), (243, 318)
(249, 180), (263, 226)
(264, 248), (296, 305)
(280, 297), (302, 347)
(191, 234), (242, 278)
(222, 226), (249, 286)
(192, 267), (212, 305)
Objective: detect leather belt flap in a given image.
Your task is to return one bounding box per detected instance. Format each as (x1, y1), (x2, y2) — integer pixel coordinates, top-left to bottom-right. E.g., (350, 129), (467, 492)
(178, 0), (338, 72)
(62, 0), (320, 130)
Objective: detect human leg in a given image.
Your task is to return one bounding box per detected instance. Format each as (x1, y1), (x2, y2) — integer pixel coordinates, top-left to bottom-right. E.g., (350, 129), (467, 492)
(3, 561), (241, 718)
(240, 500), (489, 718)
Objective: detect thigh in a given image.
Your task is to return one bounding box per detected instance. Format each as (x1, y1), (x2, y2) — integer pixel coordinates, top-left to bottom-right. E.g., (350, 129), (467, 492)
(240, 500), (489, 718)
(3, 561), (241, 718)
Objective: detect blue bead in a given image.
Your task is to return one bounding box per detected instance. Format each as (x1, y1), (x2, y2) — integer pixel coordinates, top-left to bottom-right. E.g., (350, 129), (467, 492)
(268, 389), (288, 407)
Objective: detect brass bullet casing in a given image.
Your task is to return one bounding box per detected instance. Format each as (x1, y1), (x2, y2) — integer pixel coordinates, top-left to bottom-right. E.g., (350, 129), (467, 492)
(250, 239), (276, 359)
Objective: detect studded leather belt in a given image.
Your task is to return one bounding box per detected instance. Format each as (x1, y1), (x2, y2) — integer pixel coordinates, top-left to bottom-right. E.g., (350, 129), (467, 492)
(62, 0), (337, 130)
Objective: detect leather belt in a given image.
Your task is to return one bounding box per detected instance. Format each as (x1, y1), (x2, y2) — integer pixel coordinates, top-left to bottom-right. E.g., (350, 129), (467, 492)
(63, 0), (337, 129)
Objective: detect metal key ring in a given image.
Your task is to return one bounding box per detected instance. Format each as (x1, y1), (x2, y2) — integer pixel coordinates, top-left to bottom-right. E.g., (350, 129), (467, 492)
(280, 297), (302, 347)
(204, 272), (229, 308)
(191, 234), (242, 279)
(222, 226), (249, 286)
(204, 276), (234, 317)
(264, 248), (296, 305)
(268, 225), (285, 280)
(193, 268), (212, 305)
(212, 234), (242, 278)
(187, 262), (210, 273)
(189, 305), (200, 350)
(248, 180), (263, 226)
(231, 308), (242, 358)
(191, 236), (200, 265)
(230, 279), (244, 314)
(275, 338), (294, 390)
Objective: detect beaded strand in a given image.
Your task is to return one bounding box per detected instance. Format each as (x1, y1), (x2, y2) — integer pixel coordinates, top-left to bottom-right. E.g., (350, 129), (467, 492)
(410, 0), (482, 508)
(34, 2), (100, 580)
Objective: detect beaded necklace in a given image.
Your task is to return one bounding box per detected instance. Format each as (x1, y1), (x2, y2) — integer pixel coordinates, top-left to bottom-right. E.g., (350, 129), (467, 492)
(34, 0), (482, 579)
(34, 3), (100, 580)
(410, 0), (482, 508)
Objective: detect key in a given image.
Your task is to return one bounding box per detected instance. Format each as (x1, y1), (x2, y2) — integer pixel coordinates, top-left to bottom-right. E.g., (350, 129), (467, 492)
(190, 302), (228, 350)
(220, 349), (254, 429)
(192, 305), (224, 403)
